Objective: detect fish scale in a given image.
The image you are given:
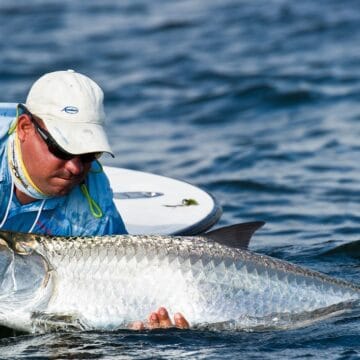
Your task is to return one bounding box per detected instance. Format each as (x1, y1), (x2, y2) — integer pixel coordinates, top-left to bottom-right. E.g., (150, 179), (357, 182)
(0, 228), (359, 332)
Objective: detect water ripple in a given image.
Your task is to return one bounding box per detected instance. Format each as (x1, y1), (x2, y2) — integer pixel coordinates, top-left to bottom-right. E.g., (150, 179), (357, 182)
(1, 0), (360, 358)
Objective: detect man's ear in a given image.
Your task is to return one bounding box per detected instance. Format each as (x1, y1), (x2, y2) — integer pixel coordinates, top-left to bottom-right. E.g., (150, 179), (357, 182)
(17, 114), (34, 141)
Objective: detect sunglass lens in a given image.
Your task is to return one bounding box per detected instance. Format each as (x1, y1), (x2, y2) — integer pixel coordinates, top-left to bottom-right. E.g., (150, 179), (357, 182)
(48, 144), (74, 161)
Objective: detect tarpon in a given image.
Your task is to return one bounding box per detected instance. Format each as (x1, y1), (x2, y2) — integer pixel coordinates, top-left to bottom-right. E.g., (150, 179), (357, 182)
(0, 222), (359, 333)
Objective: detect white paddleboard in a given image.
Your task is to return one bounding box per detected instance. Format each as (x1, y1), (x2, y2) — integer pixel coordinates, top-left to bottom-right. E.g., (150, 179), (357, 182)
(104, 166), (222, 235)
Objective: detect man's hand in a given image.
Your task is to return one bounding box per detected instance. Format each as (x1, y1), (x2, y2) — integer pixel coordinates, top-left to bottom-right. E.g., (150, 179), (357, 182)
(128, 307), (189, 330)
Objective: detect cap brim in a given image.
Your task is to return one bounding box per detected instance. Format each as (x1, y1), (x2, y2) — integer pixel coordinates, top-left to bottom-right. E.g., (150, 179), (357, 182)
(42, 118), (114, 156)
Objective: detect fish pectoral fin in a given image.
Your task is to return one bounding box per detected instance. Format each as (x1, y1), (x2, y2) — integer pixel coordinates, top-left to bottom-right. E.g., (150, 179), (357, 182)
(31, 311), (89, 332)
(204, 221), (265, 249)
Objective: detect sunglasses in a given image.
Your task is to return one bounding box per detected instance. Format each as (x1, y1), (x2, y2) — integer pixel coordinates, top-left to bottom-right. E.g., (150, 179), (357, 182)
(18, 104), (101, 163)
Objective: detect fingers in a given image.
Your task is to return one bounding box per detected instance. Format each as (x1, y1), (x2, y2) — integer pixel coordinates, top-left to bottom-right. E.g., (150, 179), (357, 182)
(174, 312), (190, 329)
(148, 307), (173, 329)
(147, 311), (161, 329)
(127, 312), (163, 331)
(130, 307), (190, 331)
(158, 307), (173, 328)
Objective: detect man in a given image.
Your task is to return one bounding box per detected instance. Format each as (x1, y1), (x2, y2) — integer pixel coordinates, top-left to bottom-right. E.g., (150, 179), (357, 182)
(0, 70), (127, 235)
(0, 70), (189, 329)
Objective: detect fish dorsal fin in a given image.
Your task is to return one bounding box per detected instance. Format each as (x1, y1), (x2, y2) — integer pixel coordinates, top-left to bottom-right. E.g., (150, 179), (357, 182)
(203, 221), (265, 249)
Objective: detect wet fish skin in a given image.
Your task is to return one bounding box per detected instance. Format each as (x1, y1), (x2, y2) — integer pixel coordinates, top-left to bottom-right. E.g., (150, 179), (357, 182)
(0, 229), (359, 333)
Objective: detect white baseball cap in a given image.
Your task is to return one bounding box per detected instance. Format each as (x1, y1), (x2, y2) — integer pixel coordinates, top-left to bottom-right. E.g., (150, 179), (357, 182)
(25, 70), (113, 156)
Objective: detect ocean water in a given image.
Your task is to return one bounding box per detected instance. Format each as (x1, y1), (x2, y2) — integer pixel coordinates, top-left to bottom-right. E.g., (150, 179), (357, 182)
(1, 0), (360, 358)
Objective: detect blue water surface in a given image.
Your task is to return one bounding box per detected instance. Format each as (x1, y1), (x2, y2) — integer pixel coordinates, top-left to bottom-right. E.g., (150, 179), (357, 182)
(1, 0), (360, 358)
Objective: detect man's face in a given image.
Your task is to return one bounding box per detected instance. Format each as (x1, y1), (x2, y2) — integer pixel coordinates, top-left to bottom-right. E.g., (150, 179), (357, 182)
(17, 114), (93, 197)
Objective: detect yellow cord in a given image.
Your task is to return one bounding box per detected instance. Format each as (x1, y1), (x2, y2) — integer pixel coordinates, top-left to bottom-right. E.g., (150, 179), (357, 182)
(7, 105), (20, 135)
(80, 183), (103, 218)
(14, 128), (47, 196)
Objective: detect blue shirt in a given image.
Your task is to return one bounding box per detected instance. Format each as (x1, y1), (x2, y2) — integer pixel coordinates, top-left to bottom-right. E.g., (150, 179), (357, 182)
(0, 103), (127, 236)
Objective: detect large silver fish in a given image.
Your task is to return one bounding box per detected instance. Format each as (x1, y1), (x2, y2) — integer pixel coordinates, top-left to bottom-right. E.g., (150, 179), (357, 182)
(0, 222), (359, 333)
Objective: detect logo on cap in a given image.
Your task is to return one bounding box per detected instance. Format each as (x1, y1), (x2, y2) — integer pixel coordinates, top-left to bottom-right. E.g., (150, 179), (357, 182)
(62, 106), (79, 114)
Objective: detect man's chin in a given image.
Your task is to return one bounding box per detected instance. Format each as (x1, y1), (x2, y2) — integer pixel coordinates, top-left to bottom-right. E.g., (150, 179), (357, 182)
(45, 176), (84, 197)
(49, 183), (78, 197)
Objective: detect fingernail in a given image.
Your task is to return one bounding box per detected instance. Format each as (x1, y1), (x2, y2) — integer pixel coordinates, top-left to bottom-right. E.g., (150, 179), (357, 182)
(158, 307), (167, 316)
(174, 312), (182, 320)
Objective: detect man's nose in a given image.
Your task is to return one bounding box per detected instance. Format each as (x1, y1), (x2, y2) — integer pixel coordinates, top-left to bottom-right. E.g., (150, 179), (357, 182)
(64, 156), (84, 175)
